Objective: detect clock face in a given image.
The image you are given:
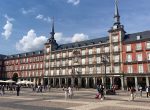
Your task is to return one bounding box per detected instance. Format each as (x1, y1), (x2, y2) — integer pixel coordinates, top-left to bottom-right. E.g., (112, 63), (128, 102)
(113, 25), (117, 29)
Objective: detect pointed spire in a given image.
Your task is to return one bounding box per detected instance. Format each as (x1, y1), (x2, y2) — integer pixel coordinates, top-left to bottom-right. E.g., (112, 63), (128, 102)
(50, 17), (55, 39)
(114, 0), (120, 26)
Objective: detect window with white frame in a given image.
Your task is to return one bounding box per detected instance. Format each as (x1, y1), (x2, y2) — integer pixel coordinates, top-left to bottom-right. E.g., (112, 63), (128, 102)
(51, 70), (54, 76)
(114, 66), (119, 73)
(82, 58), (85, 65)
(82, 67), (86, 74)
(56, 70), (59, 75)
(126, 44), (131, 52)
(89, 49), (93, 54)
(114, 45), (119, 52)
(46, 55), (49, 60)
(138, 64), (143, 73)
(69, 52), (72, 57)
(148, 64), (150, 72)
(147, 53), (150, 60)
(146, 41), (150, 49)
(126, 54), (132, 62)
(45, 71), (48, 76)
(136, 43), (142, 50)
(62, 52), (66, 58)
(97, 66), (101, 74)
(127, 65), (133, 73)
(51, 54), (54, 59)
(46, 48), (50, 53)
(136, 53), (142, 61)
(57, 53), (60, 58)
(57, 61), (60, 67)
(82, 50), (85, 55)
(112, 35), (118, 42)
(40, 64), (42, 68)
(106, 66), (110, 73)
(62, 69), (65, 75)
(69, 60), (72, 66)
(89, 57), (93, 64)
(68, 69), (72, 75)
(89, 67), (93, 74)
(96, 57), (101, 63)
(46, 63), (49, 68)
(96, 48), (100, 53)
(62, 60), (65, 66)
(105, 47), (109, 53)
(51, 62), (54, 67)
(114, 55), (119, 62)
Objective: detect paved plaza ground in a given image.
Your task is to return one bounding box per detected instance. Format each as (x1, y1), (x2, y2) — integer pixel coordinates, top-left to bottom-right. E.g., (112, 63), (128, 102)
(0, 88), (150, 110)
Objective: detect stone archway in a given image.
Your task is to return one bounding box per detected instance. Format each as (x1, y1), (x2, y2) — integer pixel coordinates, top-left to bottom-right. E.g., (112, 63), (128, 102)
(68, 78), (71, 86)
(81, 78), (86, 88)
(97, 78), (102, 85)
(74, 78), (78, 87)
(62, 78), (65, 86)
(89, 77), (94, 88)
(137, 77), (146, 89)
(114, 77), (121, 89)
(106, 77), (110, 89)
(127, 77), (135, 88)
(12, 73), (18, 82)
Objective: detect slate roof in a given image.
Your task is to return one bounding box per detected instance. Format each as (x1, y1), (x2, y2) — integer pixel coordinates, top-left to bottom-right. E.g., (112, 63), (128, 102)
(124, 30), (150, 43)
(56, 36), (109, 50)
(4, 50), (44, 60)
(0, 54), (6, 60)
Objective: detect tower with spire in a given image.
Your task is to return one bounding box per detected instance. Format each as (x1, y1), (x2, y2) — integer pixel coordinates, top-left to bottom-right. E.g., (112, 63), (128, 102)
(45, 18), (58, 50)
(108, 0), (125, 84)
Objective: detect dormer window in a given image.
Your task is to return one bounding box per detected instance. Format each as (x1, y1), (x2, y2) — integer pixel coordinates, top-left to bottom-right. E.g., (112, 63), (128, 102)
(137, 35), (141, 40)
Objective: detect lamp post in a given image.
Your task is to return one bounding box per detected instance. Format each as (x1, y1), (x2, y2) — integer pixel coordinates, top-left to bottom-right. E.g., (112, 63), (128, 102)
(101, 55), (109, 95)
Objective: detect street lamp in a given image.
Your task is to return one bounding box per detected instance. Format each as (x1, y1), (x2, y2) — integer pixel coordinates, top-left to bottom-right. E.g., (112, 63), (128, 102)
(101, 55), (109, 95)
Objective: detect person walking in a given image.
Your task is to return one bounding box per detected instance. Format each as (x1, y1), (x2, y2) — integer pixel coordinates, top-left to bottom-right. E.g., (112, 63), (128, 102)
(64, 86), (68, 100)
(1, 85), (5, 96)
(16, 85), (20, 96)
(146, 86), (149, 98)
(130, 87), (136, 101)
(139, 86), (142, 97)
(68, 86), (73, 99)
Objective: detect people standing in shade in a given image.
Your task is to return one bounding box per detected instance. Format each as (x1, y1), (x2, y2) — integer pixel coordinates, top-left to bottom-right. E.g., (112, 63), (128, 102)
(16, 85), (20, 96)
(130, 87), (136, 101)
(146, 86), (149, 98)
(139, 86), (142, 97)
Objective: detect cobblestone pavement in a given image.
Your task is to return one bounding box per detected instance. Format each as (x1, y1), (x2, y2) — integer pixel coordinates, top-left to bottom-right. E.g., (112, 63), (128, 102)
(0, 88), (150, 110)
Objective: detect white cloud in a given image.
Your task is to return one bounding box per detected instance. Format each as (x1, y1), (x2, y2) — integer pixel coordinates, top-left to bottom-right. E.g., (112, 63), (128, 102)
(16, 29), (47, 52)
(4, 14), (14, 21)
(21, 8), (35, 14)
(54, 32), (88, 43)
(35, 14), (51, 23)
(36, 14), (44, 19)
(1, 14), (14, 39)
(71, 33), (88, 42)
(67, 0), (80, 5)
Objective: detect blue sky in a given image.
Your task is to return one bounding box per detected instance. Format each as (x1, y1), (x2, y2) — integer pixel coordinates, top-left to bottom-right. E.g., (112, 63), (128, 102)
(0, 0), (150, 55)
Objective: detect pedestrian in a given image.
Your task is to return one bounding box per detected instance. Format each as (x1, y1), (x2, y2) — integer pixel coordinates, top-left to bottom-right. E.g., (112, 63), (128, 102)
(68, 86), (73, 99)
(146, 86), (149, 98)
(100, 84), (104, 100)
(64, 86), (68, 100)
(95, 84), (100, 99)
(16, 85), (20, 96)
(130, 87), (136, 101)
(1, 85), (5, 95)
(139, 86), (142, 97)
